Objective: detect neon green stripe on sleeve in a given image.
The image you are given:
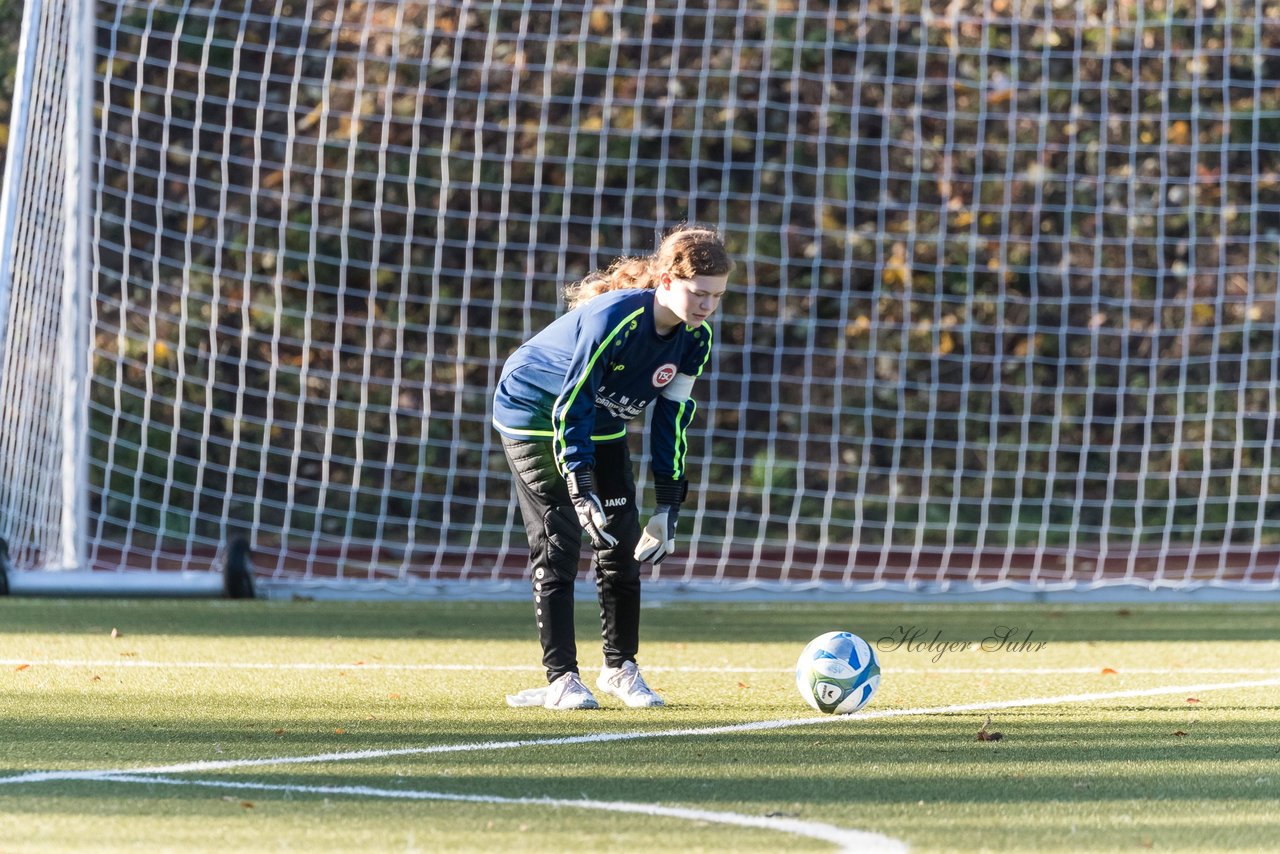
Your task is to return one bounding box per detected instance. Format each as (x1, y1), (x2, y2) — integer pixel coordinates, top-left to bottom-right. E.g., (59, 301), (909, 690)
(693, 322), (714, 377)
(552, 306), (646, 473)
(671, 397), (697, 480)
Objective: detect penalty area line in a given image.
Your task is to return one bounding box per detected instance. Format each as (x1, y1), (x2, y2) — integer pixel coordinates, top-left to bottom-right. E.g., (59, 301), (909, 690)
(1, 676), (1278, 786)
(5, 658), (1279, 676)
(94, 774), (907, 854)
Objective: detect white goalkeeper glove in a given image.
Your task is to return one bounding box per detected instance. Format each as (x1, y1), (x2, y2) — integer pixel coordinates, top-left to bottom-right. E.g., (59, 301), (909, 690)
(634, 505), (678, 564)
(566, 469), (618, 550)
(635, 478), (687, 564)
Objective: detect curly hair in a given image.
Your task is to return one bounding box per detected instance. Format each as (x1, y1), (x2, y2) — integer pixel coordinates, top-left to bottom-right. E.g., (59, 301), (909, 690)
(564, 224), (734, 309)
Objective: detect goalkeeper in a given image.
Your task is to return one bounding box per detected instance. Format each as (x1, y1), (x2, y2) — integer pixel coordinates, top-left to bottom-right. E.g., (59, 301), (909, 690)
(493, 224), (734, 710)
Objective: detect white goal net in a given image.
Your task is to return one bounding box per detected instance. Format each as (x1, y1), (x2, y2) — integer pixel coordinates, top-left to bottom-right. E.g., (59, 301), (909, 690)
(2, 0), (1278, 595)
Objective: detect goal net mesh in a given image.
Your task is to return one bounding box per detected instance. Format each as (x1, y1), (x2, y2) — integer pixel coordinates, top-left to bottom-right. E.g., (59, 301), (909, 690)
(2, 0), (1278, 592)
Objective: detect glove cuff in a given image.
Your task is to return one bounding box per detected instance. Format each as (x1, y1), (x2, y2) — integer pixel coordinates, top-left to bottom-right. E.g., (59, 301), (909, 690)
(565, 468), (595, 499)
(654, 478), (688, 507)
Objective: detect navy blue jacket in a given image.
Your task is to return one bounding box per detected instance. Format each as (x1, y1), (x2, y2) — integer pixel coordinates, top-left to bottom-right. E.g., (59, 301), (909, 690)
(492, 289), (712, 487)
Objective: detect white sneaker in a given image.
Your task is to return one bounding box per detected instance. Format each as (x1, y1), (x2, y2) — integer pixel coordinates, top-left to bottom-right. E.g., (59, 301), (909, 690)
(543, 672), (599, 710)
(596, 661), (664, 708)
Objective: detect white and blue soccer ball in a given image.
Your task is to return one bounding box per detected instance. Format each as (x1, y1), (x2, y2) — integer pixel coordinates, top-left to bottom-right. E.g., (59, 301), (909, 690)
(795, 631), (881, 714)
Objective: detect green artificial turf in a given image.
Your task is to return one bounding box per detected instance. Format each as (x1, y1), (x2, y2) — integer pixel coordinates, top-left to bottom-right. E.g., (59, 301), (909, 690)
(0, 599), (1277, 852)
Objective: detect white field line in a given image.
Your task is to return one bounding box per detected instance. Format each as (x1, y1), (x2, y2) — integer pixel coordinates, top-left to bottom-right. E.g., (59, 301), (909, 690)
(2, 676), (1277, 787)
(97, 774), (907, 854)
(4, 657), (1280, 676)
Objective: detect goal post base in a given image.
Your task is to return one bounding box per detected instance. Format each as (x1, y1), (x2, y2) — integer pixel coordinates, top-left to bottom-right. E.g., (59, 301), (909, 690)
(246, 577), (1280, 603)
(2, 569), (226, 597)
(222, 537), (257, 600)
(0, 536), (258, 598)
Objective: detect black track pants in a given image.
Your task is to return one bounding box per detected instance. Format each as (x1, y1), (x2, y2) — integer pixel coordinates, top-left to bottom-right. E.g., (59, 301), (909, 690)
(502, 437), (643, 683)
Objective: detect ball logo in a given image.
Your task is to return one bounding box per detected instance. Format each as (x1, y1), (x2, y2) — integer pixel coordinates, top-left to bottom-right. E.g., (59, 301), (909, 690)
(652, 363), (678, 388)
(815, 681), (844, 704)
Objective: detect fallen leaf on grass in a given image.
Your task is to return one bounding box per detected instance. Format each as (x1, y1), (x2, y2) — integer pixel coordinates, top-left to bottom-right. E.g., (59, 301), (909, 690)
(388, 692), (401, 699)
(737, 681), (749, 689)
(976, 716), (1004, 742)
(273, 729), (285, 736)
(14, 664), (30, 672)
(1173, 730), (1188, 737)
(334, 728), (346, 735)
(1101, 667), (1118, 675)
(110, 628), (121, 638)
(1186, 697), (1201, 703)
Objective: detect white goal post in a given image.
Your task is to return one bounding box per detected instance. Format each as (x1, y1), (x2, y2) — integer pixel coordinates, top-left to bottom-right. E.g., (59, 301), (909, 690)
(1, 0), (1278, 598)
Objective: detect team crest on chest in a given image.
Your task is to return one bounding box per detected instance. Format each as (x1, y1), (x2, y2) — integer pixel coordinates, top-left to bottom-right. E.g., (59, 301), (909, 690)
(652, 363), (678, 387)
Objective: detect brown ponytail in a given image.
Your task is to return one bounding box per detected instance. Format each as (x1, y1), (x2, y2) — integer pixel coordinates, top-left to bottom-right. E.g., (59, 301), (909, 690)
(564, 223), (734, 309)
